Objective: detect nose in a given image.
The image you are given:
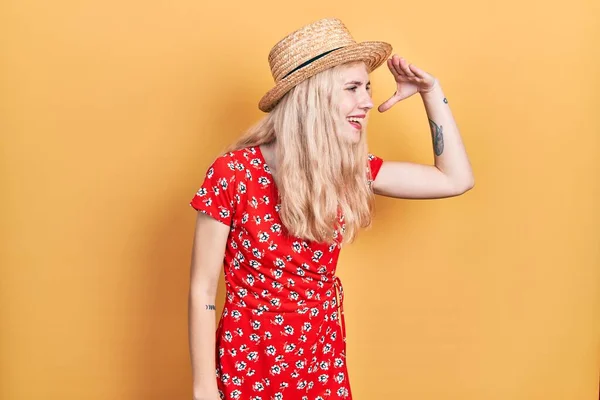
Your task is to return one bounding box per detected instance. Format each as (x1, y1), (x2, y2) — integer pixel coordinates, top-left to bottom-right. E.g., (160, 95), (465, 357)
(359, 90), (373, 111)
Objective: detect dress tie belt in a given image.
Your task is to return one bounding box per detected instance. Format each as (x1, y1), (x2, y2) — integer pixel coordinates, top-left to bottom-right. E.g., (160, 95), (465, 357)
(333, 275), (347, 344)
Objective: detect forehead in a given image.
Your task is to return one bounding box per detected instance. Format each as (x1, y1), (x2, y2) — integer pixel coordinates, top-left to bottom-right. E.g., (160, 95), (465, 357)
(339, 62), (369, 82)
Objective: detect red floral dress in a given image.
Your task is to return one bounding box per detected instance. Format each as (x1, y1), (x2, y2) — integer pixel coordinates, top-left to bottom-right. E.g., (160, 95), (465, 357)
(190, 146), (383, 400)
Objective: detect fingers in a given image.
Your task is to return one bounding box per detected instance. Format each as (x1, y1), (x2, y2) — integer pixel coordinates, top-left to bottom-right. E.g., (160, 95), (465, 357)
(391, 54), (415, 77)
(387, 58), (402, 81)
(378, 94), (399, 113)
(408, 63), (428, 79)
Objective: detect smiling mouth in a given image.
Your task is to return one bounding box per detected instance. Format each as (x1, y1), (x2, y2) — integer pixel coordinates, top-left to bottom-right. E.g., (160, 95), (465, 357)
(347, 118), (363, 130)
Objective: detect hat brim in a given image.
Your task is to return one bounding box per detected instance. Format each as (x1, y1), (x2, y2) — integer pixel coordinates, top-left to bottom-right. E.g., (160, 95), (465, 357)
(258, 41), (392, 112)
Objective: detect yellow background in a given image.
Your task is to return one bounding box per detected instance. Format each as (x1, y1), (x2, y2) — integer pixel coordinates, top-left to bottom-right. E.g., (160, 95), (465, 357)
(1, 0), (599, 399)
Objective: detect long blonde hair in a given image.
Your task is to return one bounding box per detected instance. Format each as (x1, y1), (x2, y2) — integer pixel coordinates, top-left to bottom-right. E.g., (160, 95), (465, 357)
(226, 61), (375, 245)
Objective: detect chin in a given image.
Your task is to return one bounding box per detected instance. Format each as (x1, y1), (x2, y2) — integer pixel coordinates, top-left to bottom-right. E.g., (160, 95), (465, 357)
(341, 129), (362, 144)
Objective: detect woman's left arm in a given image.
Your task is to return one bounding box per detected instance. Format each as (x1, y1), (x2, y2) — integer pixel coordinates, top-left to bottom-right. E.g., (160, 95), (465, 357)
(373, 55), (474, 199)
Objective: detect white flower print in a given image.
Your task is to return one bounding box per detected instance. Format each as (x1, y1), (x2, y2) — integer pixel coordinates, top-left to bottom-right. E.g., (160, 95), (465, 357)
(283, 325), (294, 335)
(284, 343), (296, 353)
(252, 248), (262, 259)
(235, 361), (247, 372)
(273, 269), (283, 279)
(258, 176), (270, 186)
(312, 250), (323, 262)
(218, 177), (228, 191)
(270, 298), (281, 307)
(271, 223), (282, 233)
(265, 345), (276, 356)
(230, 389), (242, 399)
(270, 365), (281, 375)
(249, 334), (260, 342)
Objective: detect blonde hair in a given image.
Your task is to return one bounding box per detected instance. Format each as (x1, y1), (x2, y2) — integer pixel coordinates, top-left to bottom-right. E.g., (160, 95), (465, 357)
(226, 61), (375, 245)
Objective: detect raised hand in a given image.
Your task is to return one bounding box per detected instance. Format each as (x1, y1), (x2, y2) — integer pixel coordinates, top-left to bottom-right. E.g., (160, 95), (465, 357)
(378, 54), (439, 112)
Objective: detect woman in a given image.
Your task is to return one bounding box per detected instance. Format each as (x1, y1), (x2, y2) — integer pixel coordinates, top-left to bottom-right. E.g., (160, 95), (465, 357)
(188, 18), (473, 400)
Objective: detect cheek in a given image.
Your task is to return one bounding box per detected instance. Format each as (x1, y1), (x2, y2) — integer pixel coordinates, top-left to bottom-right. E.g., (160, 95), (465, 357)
(338, 95), (354, 115)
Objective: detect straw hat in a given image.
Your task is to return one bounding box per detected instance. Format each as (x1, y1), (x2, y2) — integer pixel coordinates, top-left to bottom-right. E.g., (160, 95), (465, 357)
(258, 18), (392, 112)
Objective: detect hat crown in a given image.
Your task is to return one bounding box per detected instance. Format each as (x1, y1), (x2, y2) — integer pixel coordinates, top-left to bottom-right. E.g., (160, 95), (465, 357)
(268, 18), (356, 83)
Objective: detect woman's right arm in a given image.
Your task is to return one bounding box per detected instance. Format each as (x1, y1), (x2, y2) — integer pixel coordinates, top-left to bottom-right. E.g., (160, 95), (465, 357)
(188, 212), (231, 400)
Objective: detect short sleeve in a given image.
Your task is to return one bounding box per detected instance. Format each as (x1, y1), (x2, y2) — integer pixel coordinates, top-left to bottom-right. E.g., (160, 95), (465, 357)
(190, 154), (238, 226)
(368, 153), (384, 182)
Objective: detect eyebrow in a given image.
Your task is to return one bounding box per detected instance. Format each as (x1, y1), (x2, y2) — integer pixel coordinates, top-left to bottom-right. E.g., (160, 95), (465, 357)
(345, 80), (371, 86)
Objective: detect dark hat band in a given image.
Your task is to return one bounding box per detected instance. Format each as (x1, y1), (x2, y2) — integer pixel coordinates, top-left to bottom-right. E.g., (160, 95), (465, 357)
(281, 47), (343, 80)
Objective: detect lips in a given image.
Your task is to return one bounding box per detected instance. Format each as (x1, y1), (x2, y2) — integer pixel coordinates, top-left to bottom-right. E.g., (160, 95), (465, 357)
(347, 115), (365, 130)
(348, 120), (361, 129)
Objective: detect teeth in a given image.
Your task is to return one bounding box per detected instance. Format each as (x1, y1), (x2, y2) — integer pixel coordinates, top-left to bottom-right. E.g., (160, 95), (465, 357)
(347, 118), (362, 123)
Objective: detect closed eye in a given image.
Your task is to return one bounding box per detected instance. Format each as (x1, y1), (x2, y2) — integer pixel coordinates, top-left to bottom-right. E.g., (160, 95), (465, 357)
(346, 84), (371, 92)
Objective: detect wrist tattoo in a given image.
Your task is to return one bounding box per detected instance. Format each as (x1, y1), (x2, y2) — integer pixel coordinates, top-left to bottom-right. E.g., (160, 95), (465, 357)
(205, 304), (216, 311)
(428, 118), (444, 156)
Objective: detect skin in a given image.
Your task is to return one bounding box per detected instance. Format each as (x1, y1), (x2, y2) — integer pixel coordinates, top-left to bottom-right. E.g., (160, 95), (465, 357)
(338, 63), (374, 144)
(189, 54), (474, 400)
